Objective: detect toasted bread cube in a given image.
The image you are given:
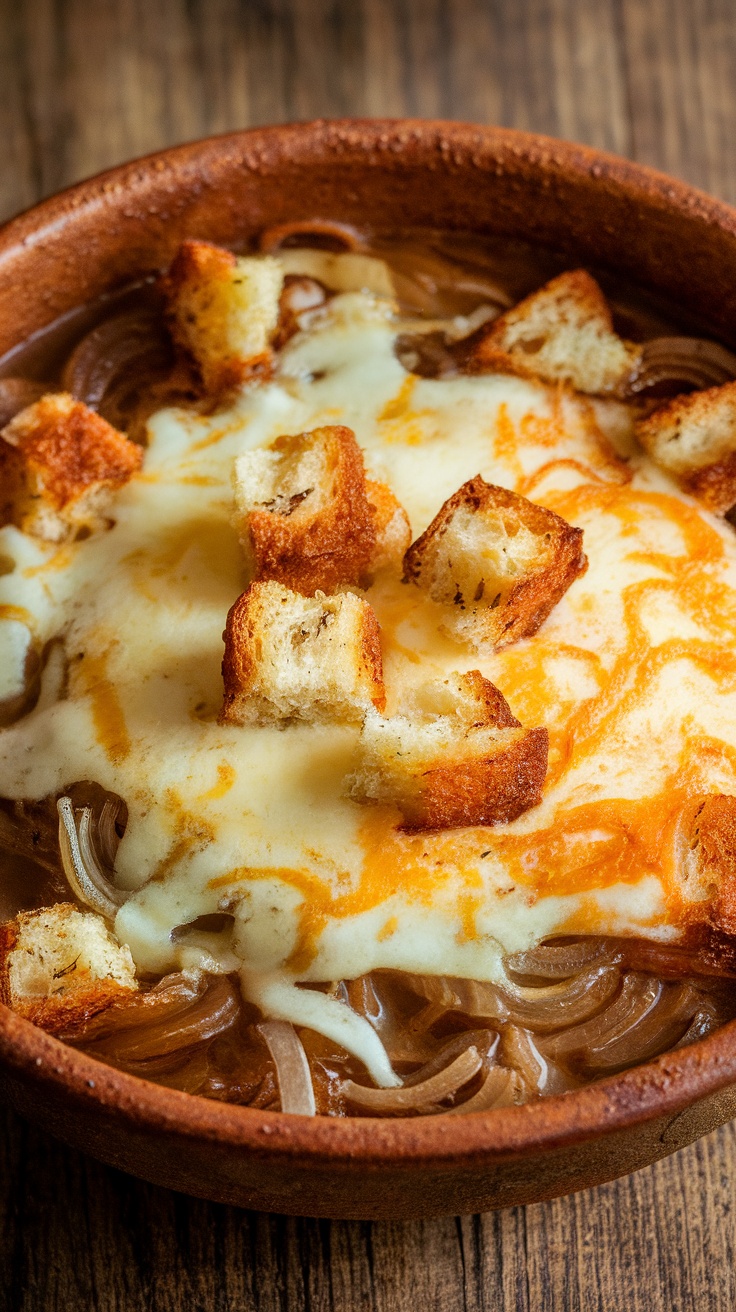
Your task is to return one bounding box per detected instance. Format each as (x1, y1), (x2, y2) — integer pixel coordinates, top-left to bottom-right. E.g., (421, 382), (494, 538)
(163, 240), (284, 394)
(403, 476), (587, 652)
(0, 902), (137, 1037)
(456, 270), (641, 395)
(365, 478), (412, 572)
(0, 393), (143, 543)
(220, 580), (385, 725)
(635, 382), (736, 513)
(678, 795), (736, 936)
(234, 425), (409, 593)
(349, 670), (548, 829)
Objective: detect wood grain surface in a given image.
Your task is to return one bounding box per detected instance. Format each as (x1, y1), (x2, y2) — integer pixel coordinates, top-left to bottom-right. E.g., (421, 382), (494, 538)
(2, 1), (736, 1308)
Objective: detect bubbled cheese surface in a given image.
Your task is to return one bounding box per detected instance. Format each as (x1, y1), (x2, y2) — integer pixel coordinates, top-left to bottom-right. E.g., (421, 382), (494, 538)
(2, 288), (736, 1077)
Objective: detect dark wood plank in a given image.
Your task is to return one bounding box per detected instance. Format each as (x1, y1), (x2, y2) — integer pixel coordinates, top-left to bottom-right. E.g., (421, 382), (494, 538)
(2, 2), (736, 1309)
(2, 1103), (736, 1312)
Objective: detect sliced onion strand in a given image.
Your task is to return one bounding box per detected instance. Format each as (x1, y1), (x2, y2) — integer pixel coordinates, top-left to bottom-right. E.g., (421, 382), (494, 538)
(57, 796), (126, 919)
(258, 1020), (317, 1116)
(342, 1046), (482, 1113)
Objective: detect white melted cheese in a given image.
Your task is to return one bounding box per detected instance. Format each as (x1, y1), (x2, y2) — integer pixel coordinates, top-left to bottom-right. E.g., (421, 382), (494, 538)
(3, 288), (736, 1083)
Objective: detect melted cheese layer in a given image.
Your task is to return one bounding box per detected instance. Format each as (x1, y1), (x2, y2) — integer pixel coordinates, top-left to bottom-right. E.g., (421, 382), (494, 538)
(2, 290), (736, 1080)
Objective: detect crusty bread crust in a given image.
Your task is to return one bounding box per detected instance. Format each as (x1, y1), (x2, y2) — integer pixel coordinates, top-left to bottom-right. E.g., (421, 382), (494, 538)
(682, 795), (736, 936)
(635, 382), (736, 513)
(235, 425), (409, 594)
(0, 393), (143, 542)
(454, 269), (641, 396)
(403, 475), (587, 652)
(365, 478), (412, 572)
(162, 239), (283, 394)
(349, 670), (548, 830)
(221, 580), (386, 725)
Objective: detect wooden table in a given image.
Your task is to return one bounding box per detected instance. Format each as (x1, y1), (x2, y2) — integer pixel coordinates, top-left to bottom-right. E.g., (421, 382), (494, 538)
(2, 2), (736, 1307)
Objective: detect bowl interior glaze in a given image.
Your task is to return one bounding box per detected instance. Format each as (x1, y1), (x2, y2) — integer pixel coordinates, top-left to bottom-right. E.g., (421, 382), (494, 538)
(2, 120), (736, 1219)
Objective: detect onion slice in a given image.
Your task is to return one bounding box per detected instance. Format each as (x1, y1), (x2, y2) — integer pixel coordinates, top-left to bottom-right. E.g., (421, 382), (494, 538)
(628, 336), (736, 394)
(259, 220), (364, 253)
(505, 940), (618, 980)
(342, 1046), (482, 1113)
(258, 1020), (317, 1116)
(445, 1066), (521, 1114)
(57, 796), (126, 920)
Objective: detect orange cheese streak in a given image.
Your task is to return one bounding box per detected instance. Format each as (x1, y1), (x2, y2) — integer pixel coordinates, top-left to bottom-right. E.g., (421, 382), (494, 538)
(74, 651), (131, 764)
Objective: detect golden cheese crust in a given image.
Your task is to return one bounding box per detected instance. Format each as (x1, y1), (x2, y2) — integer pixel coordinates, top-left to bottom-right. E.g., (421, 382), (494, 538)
(403, 475), (587, 651)
(0, 393), (143, 543)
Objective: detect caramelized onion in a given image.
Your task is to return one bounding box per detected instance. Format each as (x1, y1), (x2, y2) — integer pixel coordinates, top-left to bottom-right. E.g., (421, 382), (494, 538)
(505, 940), (618, 980)
(583, 981), (700, 1071)
(61, 308), (175, 435)
(342, 1046), (481, 1114)
(628, 336), (736, 395)
(501, 1025), (574, 1096)
(542, 973), (659, 1059)
(57, 796), (126, 919)
(409, 964), (620, 1034)
(259, 220), (364, 253)
(445, 1066), (521, 1114)
(258, 1020), (317, 1116)
(84, 974), (239, 1060)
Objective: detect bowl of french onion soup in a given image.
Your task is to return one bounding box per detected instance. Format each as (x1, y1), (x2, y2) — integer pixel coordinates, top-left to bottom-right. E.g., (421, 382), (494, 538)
(2, 120), (736, 1218)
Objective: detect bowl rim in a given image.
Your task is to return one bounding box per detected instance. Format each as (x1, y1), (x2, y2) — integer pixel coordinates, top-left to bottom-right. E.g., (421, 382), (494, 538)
(3, 117), (736, 1169)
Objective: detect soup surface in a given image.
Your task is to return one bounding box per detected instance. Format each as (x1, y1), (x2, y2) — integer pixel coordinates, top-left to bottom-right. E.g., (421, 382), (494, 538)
(2, 228), (736, 1116)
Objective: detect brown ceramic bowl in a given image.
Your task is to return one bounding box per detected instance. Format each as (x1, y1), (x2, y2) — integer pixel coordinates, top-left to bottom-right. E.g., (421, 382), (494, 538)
(2, 120), (736, 1219)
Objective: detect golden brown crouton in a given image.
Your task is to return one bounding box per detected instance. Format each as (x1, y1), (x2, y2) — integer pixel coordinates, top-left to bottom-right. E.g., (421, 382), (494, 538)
(0, 393), (143, 543)
(635, 382), (736, 513)
(234, 425), (410, 594)
(365, 479), (412, 573)
(220, 580), (385, 726)
(0, 902), (137, 1037)
(403, 476), (587, 653)
(677, 795), (736, 934)
(348, 670), (548, 830)
(162, 239), (284, 394)
(455, 270), (642, 396)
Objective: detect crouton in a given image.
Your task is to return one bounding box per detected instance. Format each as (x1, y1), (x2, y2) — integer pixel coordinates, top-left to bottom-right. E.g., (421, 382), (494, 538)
(348, 670), (548, 830)
(0, 393), (143, 543)
(677, 795), (736, 933)
(220, 580), (385, 725)
(403, 476), (587, 652)
(163, 239), (284, 394)
(234, 425), (409, 593)
(455, 270), (641, 396)
(0, 902), (137, 1037)
(365, 478), (412, 573)
(635, 382), (736, 513)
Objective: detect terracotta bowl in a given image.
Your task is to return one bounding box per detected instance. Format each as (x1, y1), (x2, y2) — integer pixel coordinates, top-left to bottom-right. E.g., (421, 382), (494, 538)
(2, 120), (736, 1220)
